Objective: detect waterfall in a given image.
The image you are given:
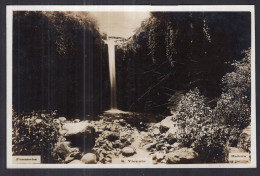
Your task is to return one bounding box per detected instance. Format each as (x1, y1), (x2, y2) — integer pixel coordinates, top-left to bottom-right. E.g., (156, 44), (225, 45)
(105, 39), (117, 110)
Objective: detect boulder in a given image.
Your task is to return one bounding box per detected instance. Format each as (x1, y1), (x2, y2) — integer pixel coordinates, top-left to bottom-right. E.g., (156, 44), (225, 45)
(105, 131), (120, 142)
(166, 133), (177, 145)
(159, 116), (176, 133)
(166, 148), (199, 164)
(81, 153), (97, 164)
(63, 121), (95, 151)
(122, 147), (136, 157)
(68, 160), (84, 164)
(53, 142), (72, 160)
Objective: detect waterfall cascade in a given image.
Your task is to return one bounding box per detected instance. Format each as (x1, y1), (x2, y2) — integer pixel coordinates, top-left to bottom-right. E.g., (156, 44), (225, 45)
(105, 38), (117, 110)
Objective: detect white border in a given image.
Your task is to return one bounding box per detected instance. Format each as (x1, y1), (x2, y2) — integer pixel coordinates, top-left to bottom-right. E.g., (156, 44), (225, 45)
(6, 5), (256, 169)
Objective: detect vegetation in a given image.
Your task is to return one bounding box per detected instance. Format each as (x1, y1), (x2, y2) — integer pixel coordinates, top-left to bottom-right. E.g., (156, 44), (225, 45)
(116, 12), (250, 114)
(13, 11), (110, 118)
(12, 109), (60, 163)
(173, 49), (251, 163)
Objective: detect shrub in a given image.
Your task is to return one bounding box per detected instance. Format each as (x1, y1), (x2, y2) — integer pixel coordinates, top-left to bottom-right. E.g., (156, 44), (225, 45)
(12, 109), (60, 163)
(174, 88), (232, 162)
(214, 48), (251, 129)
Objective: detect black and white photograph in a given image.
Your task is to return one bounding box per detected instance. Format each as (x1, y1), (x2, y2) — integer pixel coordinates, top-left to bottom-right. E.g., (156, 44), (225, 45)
(6, 5), (256, 168)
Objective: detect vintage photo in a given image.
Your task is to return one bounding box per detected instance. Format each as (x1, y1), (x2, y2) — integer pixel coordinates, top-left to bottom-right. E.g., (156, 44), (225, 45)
(6, 5), (256, 168)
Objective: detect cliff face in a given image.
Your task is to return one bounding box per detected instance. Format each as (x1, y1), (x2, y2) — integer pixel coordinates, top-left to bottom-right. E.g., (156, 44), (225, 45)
(13, 12), (110, 118)
(115, 12), (251, 114)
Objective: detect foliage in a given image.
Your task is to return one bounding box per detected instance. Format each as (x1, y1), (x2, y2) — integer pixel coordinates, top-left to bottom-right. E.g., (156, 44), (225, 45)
(174, 88), (241, 162)
(116, 12), (251, 114)
(214, 48), (251, 128)
(12, 109), (60, 163)
(13, 11), (110, 118)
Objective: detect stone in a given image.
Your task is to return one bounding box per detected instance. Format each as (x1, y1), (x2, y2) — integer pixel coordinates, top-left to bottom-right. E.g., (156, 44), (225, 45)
(159, 116), (177, 133)
(155, 152), (165, 161)
(53, 142), (72, 160)
(153, 128), (160, 135)
(166, 133), (177, 145)
(63, 121), (95, 150)
(166, 148), (198, 164)
(143, 143), (156, 151)
(59, 117), (67, 122)
(106, 132), (120, 142)
(74, 119), (80, 123)
(65, 152), (82, 163)
(122, 147), (136, 157)
(172, 142), (183, 150)
(81, 153), (97, 164)
(68, 160), (84, 164)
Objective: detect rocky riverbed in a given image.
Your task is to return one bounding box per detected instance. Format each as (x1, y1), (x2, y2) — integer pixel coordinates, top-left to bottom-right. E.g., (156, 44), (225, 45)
(52, 111), (201, 164)
(52, 111), (250, 164)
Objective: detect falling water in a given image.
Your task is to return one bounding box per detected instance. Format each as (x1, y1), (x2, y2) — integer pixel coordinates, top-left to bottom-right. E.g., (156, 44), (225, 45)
(105, 39), (117, 110)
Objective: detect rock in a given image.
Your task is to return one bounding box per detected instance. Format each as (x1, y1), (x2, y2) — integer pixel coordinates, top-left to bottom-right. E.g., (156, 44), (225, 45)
(143, 143), (156, 151)
(106, 132), (120, 142)
(172, 143), (183, 150)
(159, 116), (177, 133)
(81, 153), (97, 164)
(153, 128), (160, 135)
(59, 117), (67, 122)
(122, 147), (136, 157)
(53, 142), (72, 160)
(156, 143), (164, 150)
(68, 160), (84, 164)
(155, 152), (165, 161)
(166, 133), (177, 145)
(63, 121), (95, 150)
(65, 152), (82, 163)
(74, 119), (80, 123)
(166, 148), (199, 164)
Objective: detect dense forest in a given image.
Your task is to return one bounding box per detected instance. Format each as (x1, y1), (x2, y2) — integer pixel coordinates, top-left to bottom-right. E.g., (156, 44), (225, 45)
(13, 11), (110, 118)
(116, 12), (251, 114)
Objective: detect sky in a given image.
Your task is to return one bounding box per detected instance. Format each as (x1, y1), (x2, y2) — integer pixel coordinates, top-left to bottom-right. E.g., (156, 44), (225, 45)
(89, 12), (150, 38)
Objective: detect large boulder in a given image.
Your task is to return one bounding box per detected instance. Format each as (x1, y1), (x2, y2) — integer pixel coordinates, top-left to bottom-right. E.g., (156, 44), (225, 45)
(81, 153), (97, 164)
(159, 116), (177, 133)
(122, 147), (136, 157)
(166, 148), (199, 164)
(63, 121), (95, 151)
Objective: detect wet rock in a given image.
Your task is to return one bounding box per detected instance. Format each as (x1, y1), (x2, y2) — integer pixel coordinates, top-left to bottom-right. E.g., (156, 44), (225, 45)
(166, 148), (198, 164)
(81, 153), (97, 164)
(122, 147), (136, 157)
(68, 160), (84, 164)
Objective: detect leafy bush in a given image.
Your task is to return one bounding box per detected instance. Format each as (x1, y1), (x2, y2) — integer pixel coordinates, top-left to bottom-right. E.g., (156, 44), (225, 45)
(214, 48), (251, 129)
(174, 88), (233, 162)
(171, 49), (251, 162)
(12, 109), (60, 163)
